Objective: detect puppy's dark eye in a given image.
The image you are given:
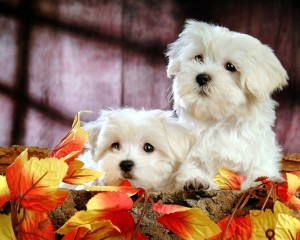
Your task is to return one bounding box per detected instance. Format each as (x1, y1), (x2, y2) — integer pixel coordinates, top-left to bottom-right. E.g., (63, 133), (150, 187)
(195, 55), (203, 63)
(225, 62), (236, 72)
(111, 142), (120, 150)
(143, 143), (154, 153)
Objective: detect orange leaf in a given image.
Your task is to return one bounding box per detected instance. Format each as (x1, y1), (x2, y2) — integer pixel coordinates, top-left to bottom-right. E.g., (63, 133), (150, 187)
(153, 203), (221, 239)
(0, 176), (10, 208)
(277, 172), (300, 209)
(6, 150), (69, 211)
(87, 183), (144, 197)
(18, 210), (55, 240)
(5, 149), (28, 196)
(213, 168), (246, 190)
(63, 159), (104, 185)
(86, 192), (133, 211)
(210, 215), (251, 240)
(62, 221), (118, 240)
(50, 111), (90, 163)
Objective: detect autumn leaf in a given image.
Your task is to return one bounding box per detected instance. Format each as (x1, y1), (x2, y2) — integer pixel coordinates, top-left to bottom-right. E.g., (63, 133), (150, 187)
(213, 168), (246, 190)
(63, 159), (104, 185)
(87, 180), (144, 197)
(86, 192), (133, 211)
(153, 203), (221, 239)
(0, 214), (16, 240)
(50, 111), (90, 163)
(250, 209), (276, 239)
(275, 214), (300, 240)
(277, 172), (300, 210)
(210, 215), (251, 240)
(18, 209), (55, 240)
(6, 150), (69, 211)
(61, 221), (119, 240)
(0, 176), (10, 208)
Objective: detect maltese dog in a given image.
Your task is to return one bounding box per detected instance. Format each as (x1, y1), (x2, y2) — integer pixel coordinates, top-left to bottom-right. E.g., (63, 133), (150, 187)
(79, 108), (193, 192)
(166, 20), (288, 191)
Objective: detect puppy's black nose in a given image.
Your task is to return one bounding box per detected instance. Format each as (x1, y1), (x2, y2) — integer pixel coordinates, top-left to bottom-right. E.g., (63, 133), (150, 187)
(196, 73), (211, 86)
(119, 160), (134, 172)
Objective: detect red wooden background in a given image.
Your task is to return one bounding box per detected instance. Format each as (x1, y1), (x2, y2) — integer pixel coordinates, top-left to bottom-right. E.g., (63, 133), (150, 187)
(0, 0), (299, 154)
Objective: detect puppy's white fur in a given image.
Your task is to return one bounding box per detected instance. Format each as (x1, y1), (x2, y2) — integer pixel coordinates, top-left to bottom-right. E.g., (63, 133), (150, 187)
(167, 20), (288, 191)
(79, 108), (193, 192)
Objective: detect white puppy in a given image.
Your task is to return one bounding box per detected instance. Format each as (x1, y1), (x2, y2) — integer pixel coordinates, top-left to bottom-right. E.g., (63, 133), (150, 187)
(167, 20), (288, 191)
(80, 108), (193, 192)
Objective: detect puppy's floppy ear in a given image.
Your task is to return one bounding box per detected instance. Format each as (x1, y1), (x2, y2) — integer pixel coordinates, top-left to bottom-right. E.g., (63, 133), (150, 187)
(166, 39), (184, 78)
(242, 44), (288, 100)
(82, 119), (101, 158)
(157, 111), (194, 162)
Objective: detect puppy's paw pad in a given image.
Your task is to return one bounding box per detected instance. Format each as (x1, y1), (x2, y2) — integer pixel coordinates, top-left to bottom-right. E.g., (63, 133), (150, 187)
(183, 177), (209, 191)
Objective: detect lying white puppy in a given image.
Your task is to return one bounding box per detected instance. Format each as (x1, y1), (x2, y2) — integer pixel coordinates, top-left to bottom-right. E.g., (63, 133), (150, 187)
(166, 20), (288, 191)
(78, 108), (193, 192)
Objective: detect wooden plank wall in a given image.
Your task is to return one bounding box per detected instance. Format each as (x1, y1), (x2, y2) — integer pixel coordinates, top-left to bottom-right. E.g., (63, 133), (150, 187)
(0, 0), (299, 153)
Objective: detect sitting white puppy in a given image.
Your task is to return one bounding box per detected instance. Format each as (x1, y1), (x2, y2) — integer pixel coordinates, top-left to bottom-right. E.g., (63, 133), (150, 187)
(79, 108), (193, 192)
(166, 20), (288, 191)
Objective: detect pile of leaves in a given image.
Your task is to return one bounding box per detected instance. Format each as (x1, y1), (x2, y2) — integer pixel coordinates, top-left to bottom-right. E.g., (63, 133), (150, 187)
(0, 112), (299, 239)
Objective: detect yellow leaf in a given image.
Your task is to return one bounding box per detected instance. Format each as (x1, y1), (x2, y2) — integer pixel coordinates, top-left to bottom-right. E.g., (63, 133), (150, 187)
(63, 159), (104, 185)
(275, 214), (300, 240)
(250, 209), (276, 239)
(19, 156), (69, 211)
(274, 201), (294, 218)
(154, 203), (221, 239)
(0, 176), (10, 208)
(213, 168), (246, 190)
(57, 210), (119, 235)
(0, 214), (17, 240)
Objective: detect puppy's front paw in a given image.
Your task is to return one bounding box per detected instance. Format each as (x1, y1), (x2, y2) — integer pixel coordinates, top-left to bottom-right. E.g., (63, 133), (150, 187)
(183, 177), (210, 191)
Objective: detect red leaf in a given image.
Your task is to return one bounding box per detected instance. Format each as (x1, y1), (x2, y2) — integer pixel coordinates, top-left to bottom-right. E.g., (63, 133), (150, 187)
(19, 210), (55, 240)
(50, 111), (89, 163)
(210, 215), (251, 240)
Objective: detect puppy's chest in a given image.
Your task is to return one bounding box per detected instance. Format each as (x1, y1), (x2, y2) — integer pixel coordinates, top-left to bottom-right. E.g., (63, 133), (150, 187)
(195, 128), (251, 161)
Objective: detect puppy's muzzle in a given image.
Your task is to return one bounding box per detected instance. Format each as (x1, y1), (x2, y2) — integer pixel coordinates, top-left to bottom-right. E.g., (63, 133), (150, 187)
(196, 73), (211, 86)
(119, 160), (134, 172)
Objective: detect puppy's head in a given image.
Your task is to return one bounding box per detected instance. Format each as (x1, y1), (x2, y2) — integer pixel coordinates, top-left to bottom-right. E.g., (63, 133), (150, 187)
(167, 20), (288, 121)
(83, 108), (192, 191)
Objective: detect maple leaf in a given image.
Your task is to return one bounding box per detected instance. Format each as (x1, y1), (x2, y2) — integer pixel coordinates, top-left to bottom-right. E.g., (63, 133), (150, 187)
(61, 221), (119, 240)
(277, 172), (300, 210)
(18, 209), (55, 240)
(212, 168), (246, 190)
(50, 111), (90, 163)
(210, 215), (251, 240)
(63, 159), (104, 185)
(153, 203), (221, 239)
(86, 192), (133, 211)
(0, 214), (16, 240)
(0, 176), (10, 208)
(250, 201), (300, 239)
(87, 179), (144, 197)
(5, 149), (69, 211)
(250, 209), (276, 239)
(275, 214), (300, 240)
